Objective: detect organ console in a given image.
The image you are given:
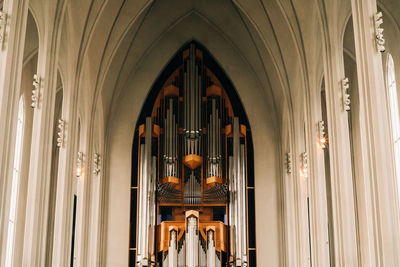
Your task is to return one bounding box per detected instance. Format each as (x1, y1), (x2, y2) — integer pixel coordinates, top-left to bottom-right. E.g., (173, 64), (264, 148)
(134, 44), (249, 267)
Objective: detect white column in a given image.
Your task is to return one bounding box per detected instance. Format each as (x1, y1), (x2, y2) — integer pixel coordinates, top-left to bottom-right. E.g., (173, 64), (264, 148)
(350, 0), (400, 265)
(51, 77), (80, 266)
(22, 17), (61, 265)
(0, 1), (29, 265)
(319, 0), (358, 265)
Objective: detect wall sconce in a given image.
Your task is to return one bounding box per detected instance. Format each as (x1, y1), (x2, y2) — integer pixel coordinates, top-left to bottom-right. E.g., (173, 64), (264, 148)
(318, 121), (327, 149)
(56, 119), (65, 148)
(374, 12), (385, 53)
(76, 151), (84, 177)
(286, 152), (292, 174)
(300, 152), (308, 177)
(93, 153), (100, 175)
(31, 74), (40, 108)
(341, 77), (350, 111)
(0, 11), (7, 48)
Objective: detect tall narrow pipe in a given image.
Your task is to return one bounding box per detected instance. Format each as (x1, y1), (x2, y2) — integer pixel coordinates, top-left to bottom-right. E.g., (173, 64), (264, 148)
(213, 99), (216, 165)
(207, 230), (216, 267)
(184, 70), (188, 156)
(228, 156), (236, 260)
(168, 230), (178, 267)
(164, 114), (167, 176)
(194, 64), (197, 141)
(199, 75), (202, 154)
(240, 144), (247, 264)
(186, 216), (199, 267)
(149, 156), (157, 260)
(170, 100), (173, 164)
(137, 144), (145, 262)
(144, 117), (152, 262)
(233, 117), (241, 262)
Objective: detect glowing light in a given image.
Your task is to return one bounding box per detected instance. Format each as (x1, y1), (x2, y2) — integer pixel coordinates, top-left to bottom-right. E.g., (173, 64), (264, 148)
(319, 136), (327, 149)
(76, 166), (82, 177)
(300, 166), (308, 177)
(300, 152), (308, 177)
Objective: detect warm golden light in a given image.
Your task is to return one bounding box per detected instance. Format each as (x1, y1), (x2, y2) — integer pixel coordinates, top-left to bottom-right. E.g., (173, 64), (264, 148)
(76, 167), (83, 177)
(300, 166), (308, 177)
(319, 136), (327, 149)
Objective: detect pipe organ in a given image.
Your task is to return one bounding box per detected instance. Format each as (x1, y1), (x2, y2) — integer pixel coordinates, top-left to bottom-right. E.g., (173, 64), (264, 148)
(134, 44), (250, 267)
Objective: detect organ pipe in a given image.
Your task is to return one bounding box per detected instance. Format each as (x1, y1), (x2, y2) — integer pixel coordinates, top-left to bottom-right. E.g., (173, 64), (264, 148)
(186, 214), (199, 267)
(208, 98), (222, 178)
(164, 98), (178, 178)
(134, 44), (251, 267)
(168, 229), (178, 267)
(232, 117), (248, 266)
(137, 117), (155, 266)
(207, 229), (216, 267)
(184, 44), (201, 157)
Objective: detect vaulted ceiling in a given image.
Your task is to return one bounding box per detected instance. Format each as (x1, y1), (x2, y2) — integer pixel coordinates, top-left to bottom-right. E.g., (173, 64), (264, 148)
(24, 0), (400, 133)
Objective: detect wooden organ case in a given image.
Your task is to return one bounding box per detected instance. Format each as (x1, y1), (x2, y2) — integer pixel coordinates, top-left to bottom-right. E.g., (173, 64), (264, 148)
(134, 44), (249, 267)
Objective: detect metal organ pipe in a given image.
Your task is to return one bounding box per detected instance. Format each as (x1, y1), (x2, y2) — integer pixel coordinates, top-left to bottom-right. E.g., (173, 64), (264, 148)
(232, 117), (248, 266)
(228, 156), (236, 260)
(164, 99), (177, 177)
(208, 98), (221, 177)
(240, 145), (247, 265)
(138, 144), (145, 264)
(207, 230), (216, 267)
(149, 156), (157, 262)
(168, 230), (178, 267)
(186, 216), (199, 267)
(233, 117), (241, 265)
(184, 44), (201, 157)
(137, 117), (154, 266)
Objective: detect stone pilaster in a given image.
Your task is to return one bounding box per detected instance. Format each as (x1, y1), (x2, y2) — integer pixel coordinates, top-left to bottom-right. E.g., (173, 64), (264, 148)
(22, 19), (61, 266)
(0, 0), (29, 266)
(319, 0), (359, 265)
(350, 0), (400, 265)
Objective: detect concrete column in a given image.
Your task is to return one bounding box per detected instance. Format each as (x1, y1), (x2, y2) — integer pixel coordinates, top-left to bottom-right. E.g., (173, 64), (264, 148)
(350, 0), (400, 265)
(319, 1), (358, 265)
(0, 0), (29, 265)
(306, 85), (330, 267)
(22, 17), (61, 266)
(51, 80), (79, 267)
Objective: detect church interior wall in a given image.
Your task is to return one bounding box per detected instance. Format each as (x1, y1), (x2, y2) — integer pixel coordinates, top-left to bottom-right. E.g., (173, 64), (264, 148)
(2, 0), (400, 266)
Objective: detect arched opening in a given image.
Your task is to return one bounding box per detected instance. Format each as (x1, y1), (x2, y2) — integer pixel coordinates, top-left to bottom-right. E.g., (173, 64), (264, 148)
(129, 41), (256, 266)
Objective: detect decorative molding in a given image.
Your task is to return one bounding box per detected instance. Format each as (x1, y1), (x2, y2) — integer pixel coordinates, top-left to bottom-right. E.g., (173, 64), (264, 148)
(56, 119), (65, 148)
(300, 152), (308, 177)
(286, 152), (292, 174)
(374, 12), (385, 53)
(93, 153), (100, 175)
(31, 74), (40, 108)
(0, 10), (7, 47)
(341, 78), (350, 111)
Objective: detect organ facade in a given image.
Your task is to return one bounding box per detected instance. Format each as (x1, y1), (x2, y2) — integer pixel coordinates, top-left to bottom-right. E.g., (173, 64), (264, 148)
(131, 44), (251, 267)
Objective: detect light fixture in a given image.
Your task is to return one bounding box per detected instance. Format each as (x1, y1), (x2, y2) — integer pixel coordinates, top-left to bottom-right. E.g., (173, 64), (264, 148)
(76, 151), (84, 177)
(93, 153), (100, 175)
(318, 121), (327, 149)
(300, 152), (308, 177)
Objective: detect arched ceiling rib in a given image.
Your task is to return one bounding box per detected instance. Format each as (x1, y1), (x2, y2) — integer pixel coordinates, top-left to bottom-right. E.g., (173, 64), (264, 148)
(79, 0), (293, 130)
(55, 0), (336, 134)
